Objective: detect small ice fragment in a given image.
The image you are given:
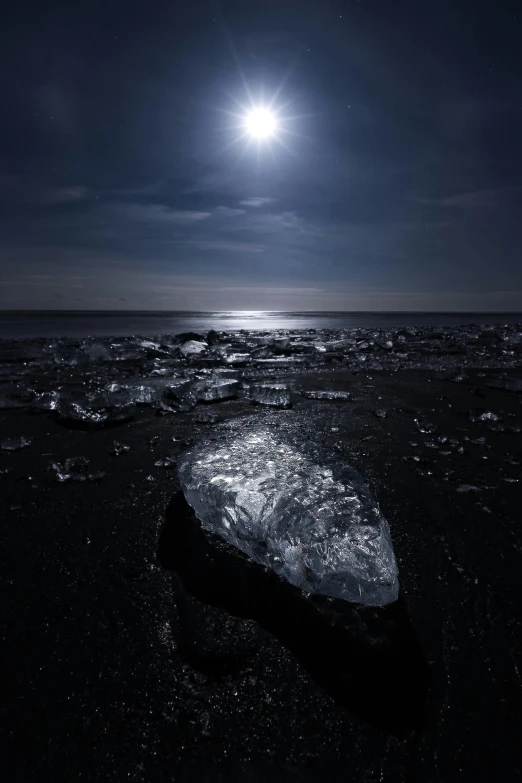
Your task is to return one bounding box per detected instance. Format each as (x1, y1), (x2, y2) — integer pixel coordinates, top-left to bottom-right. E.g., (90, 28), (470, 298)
(476, 411), (501, 422)
(178, 425), (399, 606)
(49, 457), (90, 482)
(471, 437), (487, 445)
(88, 471), (106, 481)
(59, 400), (135, 428)
(155, 456), (176, 468)
(180, 340), (207, 356)
(249, 383), (292, 408)
(456, 484), (482, 493)
(373, 409), (388, 418)
(415, 420), (437, 434)
(1, 436), (33, 451)
(111, 441), (130, 456)
(302, 390), (351, 401)
(446, 371), (469, 383)
(31, 391), (60, 411)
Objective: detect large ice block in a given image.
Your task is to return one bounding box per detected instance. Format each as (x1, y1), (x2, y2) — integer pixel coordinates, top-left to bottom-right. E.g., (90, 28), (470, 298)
(178, 426), (399, 605)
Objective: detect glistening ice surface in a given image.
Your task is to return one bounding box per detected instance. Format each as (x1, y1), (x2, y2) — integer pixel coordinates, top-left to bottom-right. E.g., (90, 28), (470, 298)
(178, 426), (399, 606)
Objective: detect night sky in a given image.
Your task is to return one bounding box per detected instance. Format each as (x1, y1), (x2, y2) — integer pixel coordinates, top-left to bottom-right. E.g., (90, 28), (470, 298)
(1, 0), (521, 311)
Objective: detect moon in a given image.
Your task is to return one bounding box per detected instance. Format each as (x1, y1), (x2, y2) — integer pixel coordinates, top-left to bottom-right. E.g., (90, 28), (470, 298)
(245, 107), (277, 139)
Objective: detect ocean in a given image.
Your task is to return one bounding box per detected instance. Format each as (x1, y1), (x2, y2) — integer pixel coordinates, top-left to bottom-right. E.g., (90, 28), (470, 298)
(1, 310), (521, 339)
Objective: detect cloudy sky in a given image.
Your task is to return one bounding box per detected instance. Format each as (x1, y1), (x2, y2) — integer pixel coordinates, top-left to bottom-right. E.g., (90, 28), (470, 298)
(1, 0), (521, 310)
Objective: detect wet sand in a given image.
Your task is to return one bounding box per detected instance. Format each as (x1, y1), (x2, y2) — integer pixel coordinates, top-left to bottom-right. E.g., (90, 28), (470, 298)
(1, 330), (522, 780)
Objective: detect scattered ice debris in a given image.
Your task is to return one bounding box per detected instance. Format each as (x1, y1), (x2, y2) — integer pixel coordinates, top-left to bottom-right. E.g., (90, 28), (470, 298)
(249, 383), (292, 408)
(1, 435), (33, 451)
(49, 457), (105, 482)
(179, 340), (207, 356)
(302, 390), (351, 401)
(178, 425), (399, 606)
(111, 441), (130, 456)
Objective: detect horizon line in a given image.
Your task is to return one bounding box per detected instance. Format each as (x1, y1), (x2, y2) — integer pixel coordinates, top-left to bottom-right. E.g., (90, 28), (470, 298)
(1, 309), (522, 316)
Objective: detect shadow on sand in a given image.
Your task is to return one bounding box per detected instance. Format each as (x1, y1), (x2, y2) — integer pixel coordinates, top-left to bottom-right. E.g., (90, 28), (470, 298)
(158, 491), (431, 734)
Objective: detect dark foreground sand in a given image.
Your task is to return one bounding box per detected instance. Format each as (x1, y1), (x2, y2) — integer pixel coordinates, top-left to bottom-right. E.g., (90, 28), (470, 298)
(2, 346), (522, 780)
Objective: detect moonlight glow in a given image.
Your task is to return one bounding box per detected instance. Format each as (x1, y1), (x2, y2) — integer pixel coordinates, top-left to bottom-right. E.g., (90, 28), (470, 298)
(221, 83), (301, 157)
(245, 108), (277, 139)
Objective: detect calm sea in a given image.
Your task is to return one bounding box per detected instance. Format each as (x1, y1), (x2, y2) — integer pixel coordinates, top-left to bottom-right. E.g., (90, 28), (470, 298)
(1, 311), (521, 339)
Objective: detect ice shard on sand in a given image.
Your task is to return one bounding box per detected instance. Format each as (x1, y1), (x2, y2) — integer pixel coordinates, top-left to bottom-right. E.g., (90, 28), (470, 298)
(178, 426), (399, 606)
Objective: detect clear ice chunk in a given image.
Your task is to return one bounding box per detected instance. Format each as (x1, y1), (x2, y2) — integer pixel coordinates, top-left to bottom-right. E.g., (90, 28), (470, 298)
(249, 383), (292, 408)
(163, 379), (192, 401)
(191, 378), (240, 402)
(178, 426), (399, 606)
(180, 340), (207, 356)
(223, 353), (251, 365)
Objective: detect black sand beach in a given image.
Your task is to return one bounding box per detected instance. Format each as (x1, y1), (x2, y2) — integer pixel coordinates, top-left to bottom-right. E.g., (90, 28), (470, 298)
(2, 326), (522, 780)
